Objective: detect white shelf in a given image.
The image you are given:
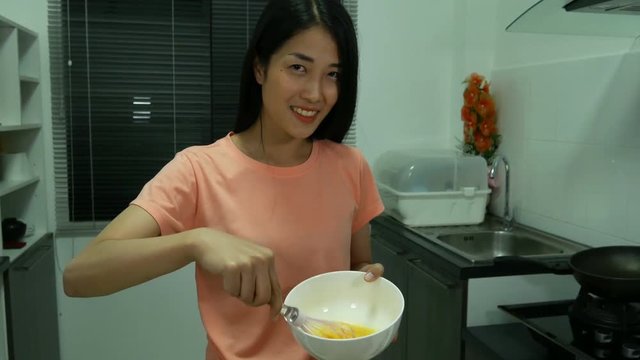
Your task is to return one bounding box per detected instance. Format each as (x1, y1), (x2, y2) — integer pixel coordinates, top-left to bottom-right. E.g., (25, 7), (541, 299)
(0, 123), (40, 132)
(0, 14), (48, 266)
(3, 231), (48, 263)
(0, 176), (39, 197)
(19, 75), (39, 84)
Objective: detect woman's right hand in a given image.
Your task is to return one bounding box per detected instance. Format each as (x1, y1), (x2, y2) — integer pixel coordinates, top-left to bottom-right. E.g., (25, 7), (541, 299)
(189, 228), (283, 318)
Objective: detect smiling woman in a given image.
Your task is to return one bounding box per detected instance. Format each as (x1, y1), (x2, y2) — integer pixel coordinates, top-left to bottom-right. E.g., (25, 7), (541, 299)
(59, 1), (384, 360)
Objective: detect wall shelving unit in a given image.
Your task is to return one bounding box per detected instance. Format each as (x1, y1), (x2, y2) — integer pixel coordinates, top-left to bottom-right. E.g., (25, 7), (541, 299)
(0, 14), (49, 261)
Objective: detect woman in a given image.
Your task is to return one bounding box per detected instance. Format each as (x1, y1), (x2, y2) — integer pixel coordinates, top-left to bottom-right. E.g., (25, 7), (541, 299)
(63, 0), (385, 359)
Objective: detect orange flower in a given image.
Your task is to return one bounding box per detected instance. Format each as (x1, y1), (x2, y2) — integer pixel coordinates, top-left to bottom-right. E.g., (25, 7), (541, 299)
(474, 133), (493, 154)
(468, 72), (485, 88)
(461, 72), (500, 163)
(463, 86), (479, 107)
(479, 118), (496, 137)
(475, 93), (495, 118)
(461, 106), (477, 127)
(464, 123), (474, 142)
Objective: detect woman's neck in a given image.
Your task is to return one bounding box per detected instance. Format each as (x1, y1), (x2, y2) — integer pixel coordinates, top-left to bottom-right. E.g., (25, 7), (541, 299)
(231, 123), (313, 167)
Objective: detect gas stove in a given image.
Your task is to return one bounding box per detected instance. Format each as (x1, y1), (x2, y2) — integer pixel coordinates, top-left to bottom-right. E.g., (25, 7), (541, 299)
(500, 294), (640, 360)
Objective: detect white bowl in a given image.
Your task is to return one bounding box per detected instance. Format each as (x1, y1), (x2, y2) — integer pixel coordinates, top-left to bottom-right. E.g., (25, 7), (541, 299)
(284, 271), (405, 360)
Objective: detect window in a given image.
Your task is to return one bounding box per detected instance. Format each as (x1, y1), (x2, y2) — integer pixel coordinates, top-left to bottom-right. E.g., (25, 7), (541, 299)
(48, 0), (358, 230)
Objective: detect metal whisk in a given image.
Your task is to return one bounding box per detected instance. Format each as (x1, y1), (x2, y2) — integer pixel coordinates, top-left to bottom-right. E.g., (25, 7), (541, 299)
(280, 304), (359, 339)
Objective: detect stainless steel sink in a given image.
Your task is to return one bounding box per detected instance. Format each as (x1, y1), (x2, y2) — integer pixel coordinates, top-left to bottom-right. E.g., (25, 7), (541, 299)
(426, 227), (588, 263)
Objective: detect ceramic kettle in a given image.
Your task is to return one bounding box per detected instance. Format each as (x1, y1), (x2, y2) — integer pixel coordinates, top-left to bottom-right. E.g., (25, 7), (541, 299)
(2, 218), (26, 242)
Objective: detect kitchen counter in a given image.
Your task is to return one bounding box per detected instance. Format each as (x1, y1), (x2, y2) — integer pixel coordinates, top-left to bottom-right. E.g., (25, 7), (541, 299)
(464, 323), (554, 360)
(373, 215), (579, 280)
(371, 214), (587, 360)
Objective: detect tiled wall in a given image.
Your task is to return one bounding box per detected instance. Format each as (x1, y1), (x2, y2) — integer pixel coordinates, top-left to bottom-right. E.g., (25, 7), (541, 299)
(490, 48), (640, 247)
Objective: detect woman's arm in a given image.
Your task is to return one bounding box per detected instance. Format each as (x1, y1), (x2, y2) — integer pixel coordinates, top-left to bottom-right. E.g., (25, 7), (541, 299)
(63, 204), (282, 317)
(63, 205), (195, 297)
(350, 223), (384, 281)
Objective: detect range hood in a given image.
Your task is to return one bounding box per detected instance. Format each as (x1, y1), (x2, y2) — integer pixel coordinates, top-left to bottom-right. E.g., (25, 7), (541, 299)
(507, 0), (640, 37)
(565, 0), (640, 14)
(564, 0), (640, 15)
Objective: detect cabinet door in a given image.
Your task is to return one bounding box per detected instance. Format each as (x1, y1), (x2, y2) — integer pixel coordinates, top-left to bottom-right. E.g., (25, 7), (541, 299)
(6, 242), (60, 360)
(406, 259), (463, 360)
(371, 234), (408, 360)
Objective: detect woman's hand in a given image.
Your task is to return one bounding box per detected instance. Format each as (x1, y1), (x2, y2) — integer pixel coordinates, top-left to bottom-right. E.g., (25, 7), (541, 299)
(356, 262), (385, 282)
(190, 228), (282, 318)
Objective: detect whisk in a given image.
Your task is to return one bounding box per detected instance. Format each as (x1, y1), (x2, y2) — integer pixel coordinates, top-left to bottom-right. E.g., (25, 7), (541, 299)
(281, 304), (370, 339)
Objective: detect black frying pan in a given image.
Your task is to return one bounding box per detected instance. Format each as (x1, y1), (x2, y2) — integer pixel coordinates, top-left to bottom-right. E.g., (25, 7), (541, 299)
(570, 246), (640, 301)
(493, 245), (640, 301)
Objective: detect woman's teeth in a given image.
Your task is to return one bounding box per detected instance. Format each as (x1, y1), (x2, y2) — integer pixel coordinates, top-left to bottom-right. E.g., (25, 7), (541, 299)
(292, 106), (318, 117)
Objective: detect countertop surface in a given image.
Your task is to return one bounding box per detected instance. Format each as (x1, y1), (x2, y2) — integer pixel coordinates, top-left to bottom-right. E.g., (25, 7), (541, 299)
(372, 215), (580, 280)
(464, 323), (559, 360)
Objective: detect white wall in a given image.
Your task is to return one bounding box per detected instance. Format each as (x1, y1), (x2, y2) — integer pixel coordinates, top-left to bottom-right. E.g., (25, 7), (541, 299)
(356, 0), (454, 163)
(55, 237), (205, 360)
(356, 0), (500, 165)
(490, 0), (640, 248)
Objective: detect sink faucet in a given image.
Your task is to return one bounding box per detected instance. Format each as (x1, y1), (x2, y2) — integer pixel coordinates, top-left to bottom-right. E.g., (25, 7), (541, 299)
(489, 155), (513, 230)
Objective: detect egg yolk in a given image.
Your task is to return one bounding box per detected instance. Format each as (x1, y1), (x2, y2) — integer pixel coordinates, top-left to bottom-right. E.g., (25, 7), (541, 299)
(310, 322), (376, 339)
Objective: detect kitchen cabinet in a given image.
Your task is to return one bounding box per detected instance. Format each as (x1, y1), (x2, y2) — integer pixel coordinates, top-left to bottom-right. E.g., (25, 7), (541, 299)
(406, 259), (463, 359)
(371, 233), (408, 360)
(4, 234), (59, 360)
(371, 223), (465, 360)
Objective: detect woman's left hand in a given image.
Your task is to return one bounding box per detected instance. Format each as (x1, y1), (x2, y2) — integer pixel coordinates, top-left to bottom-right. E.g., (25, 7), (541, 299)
(357, 263), (384, 282)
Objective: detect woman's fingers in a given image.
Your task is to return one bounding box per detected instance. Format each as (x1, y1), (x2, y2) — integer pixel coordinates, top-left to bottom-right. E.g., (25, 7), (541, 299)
(239, 265), (257, 304)
(268, 263), (283, 319)
(361, 262), (385, 282)
(252, 259), (272, 306)
(222, 266), (242, 297)
(192, 229), (283, 312)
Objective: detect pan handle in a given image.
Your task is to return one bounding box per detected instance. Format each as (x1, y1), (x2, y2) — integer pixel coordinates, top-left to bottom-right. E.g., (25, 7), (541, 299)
(493, 256), (573, 275)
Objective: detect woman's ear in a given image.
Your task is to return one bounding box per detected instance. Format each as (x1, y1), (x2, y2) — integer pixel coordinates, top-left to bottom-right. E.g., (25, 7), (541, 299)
(254, 59), (265, 85)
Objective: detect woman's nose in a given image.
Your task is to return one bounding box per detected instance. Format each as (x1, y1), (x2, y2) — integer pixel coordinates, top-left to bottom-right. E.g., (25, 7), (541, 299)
(301, 78), (322, 102)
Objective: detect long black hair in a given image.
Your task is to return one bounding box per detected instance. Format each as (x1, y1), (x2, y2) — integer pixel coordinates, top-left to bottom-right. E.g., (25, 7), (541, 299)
(233, 0), (358, 143)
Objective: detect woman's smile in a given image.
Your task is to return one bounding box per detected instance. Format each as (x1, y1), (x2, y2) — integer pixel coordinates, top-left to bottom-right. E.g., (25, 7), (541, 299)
(290, 105), (319, 124)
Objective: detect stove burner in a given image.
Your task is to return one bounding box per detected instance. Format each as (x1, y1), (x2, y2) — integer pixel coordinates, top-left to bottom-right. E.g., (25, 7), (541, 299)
(622, 343), (640, 359)
(570, 289), (640, 330)
(569, 288), (640, 359)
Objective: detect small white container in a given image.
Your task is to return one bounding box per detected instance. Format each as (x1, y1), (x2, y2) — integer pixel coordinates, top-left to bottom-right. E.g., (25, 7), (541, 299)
(0, 152), (34, 181)
(374, 149), (491, 227)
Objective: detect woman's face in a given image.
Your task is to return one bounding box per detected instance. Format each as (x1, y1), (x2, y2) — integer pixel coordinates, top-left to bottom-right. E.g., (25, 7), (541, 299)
(254, 25), (340, 141)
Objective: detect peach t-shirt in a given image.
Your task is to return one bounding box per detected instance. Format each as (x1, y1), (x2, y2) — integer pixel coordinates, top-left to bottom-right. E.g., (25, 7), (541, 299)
(131, 133), (384, 360)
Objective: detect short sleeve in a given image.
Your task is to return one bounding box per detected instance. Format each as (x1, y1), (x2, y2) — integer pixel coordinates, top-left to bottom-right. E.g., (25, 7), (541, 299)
(131, 152), (198, 235)
(352, 150), (385, 233)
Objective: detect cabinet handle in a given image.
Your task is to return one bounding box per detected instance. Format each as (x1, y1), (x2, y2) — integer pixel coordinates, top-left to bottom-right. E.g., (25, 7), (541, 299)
(14, 245), (50, 271)
(408, 258), (457, 290)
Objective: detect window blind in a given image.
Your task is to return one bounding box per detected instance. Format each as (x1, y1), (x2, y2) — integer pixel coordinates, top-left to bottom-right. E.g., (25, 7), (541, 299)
(48, 0), (358, 230)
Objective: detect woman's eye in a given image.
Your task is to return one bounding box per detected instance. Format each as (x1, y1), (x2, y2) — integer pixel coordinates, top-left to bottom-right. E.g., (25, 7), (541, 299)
(328, 71), (340, 80)
(290, 64), (305, 73)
